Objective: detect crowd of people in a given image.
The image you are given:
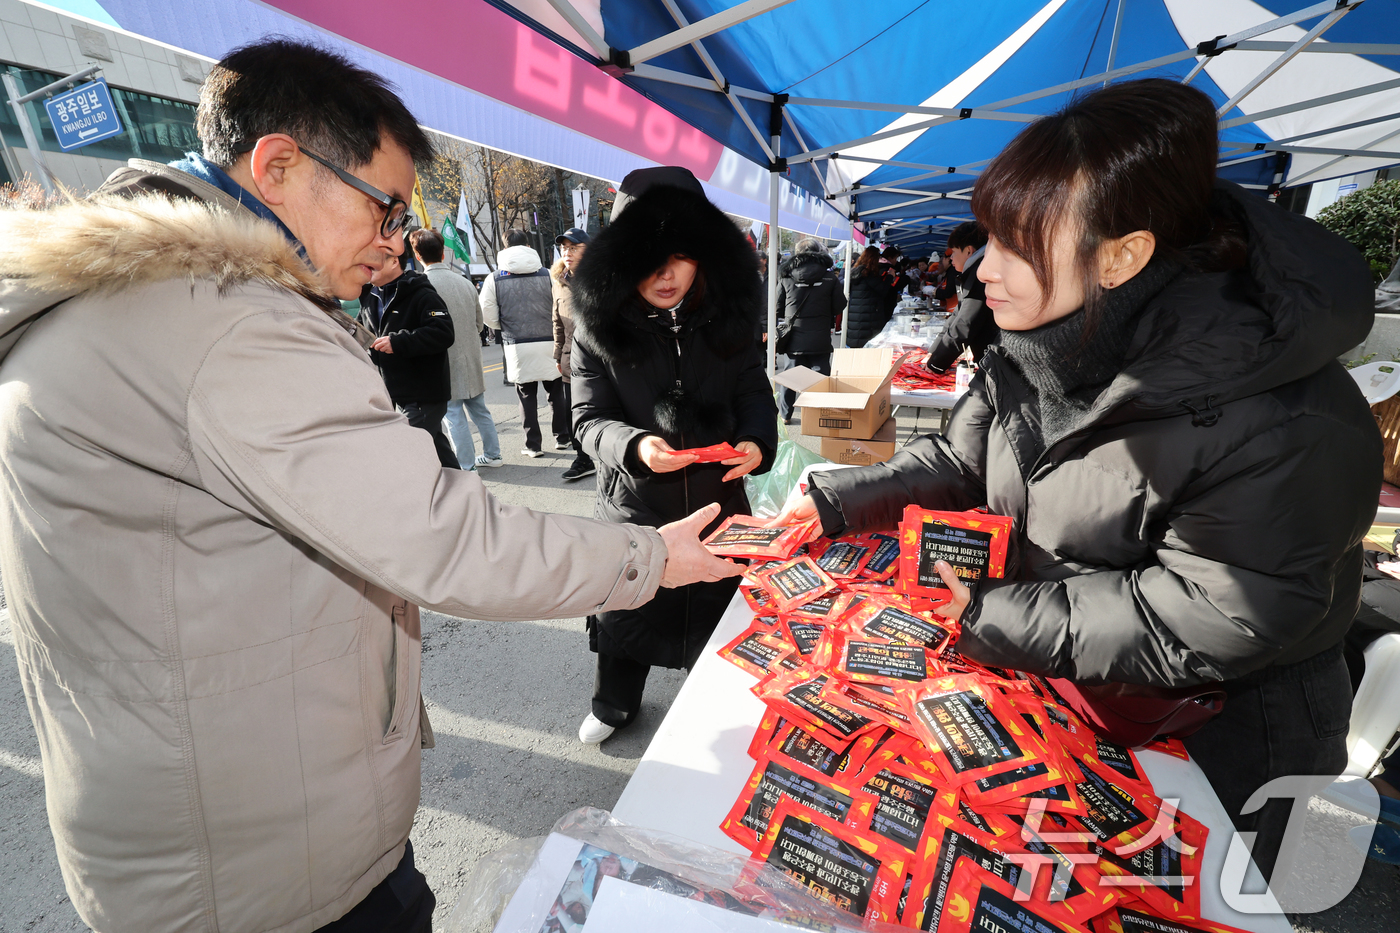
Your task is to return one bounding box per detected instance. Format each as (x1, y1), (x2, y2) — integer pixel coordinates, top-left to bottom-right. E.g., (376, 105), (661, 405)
(342, 222), (608, 483)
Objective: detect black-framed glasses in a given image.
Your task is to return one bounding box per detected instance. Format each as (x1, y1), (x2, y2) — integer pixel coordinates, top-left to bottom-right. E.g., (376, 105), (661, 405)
(233, 140), (409, 239)
(301, 148), (409, 239)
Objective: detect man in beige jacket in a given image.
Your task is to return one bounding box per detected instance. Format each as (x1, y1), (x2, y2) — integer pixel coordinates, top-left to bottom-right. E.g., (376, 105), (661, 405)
(0, 39), (738, 933)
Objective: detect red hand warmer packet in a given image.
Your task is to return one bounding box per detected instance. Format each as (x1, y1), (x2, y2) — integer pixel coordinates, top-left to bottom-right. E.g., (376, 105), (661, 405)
(841, 594), (957, 652)
(898, 505), (1013, 597)
(818, 631), (940, 689)
(719, 623), (800, 679)
(1091, 907), (1254, 933)
(813, 537), (874, 579)
(704, 515), (817, 558)
(673, 441), (743, 462)
(746, 797), (909, 925)
(899, 673), (1057, 787)
(719, 752), (863, 851)
(756, 555), (838, 612)
(931, 856), (1096, 933)
(756, 669), (883, 748)
(856, 531), (902, 581)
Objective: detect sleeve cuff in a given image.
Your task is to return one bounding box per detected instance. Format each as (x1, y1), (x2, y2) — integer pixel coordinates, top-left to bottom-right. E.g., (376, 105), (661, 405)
(623, 431), (653, 476)
(808, 484), (848, 538)
(595, 526), (667, 613)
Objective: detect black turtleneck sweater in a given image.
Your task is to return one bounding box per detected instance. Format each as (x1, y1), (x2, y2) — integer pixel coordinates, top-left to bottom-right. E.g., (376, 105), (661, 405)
(999, 259), (1182, 448)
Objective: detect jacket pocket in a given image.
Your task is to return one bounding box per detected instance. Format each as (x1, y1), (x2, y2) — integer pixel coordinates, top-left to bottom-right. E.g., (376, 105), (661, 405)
(1303, 662), (1353, 740)
(382, 603), (414, 744)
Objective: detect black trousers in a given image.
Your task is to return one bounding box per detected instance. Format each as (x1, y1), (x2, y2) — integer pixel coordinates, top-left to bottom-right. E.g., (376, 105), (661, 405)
(561, 381), (593, 465)
(516, 378), (570, 452)
(313, 841), (434, 933)
(400, 401), (460, 469)
(779, 352), (831, 422)
(1184, 643), (1352, 883)
(592, 652), (651, 728)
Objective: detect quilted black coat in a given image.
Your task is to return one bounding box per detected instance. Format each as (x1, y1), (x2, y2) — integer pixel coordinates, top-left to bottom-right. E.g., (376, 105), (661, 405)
(570, 183), (779, 668)
(810, 182), (1381, 688)
(776, 252), (847, 356)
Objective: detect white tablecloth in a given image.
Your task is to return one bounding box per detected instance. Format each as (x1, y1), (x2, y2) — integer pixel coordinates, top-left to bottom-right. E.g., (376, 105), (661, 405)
(892, 387), (963, 411)
(613, 593), (1293, 933)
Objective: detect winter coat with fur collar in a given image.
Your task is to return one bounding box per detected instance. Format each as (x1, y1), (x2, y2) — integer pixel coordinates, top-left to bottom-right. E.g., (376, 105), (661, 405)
(0, 160), (668, 933)
(570, 183), (778, 667)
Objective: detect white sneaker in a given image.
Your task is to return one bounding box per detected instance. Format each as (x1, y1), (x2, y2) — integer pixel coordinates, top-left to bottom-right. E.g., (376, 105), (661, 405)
(554, 440), (572, 450)
(522, 447), (544, 458)
(474, 455), (504, 468)
(578, 713), (615, 744)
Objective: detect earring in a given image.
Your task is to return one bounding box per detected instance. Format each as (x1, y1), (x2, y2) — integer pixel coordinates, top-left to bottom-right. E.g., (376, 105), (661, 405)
(1103, 281), (1116, 289)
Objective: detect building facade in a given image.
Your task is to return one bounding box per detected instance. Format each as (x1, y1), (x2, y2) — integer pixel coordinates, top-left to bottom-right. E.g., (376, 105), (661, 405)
(0, 0), (208, 193)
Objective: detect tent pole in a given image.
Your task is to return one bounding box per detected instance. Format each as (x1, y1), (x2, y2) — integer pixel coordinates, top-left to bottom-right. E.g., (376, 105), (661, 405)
(1105, 0), (1126, 86)
(767, 172), (779, 380)
(1216, 4), (1356, 116)
(767, 96), (785, 382)
(1219, 75), (1400, 129)
(840, 231), (853, 349)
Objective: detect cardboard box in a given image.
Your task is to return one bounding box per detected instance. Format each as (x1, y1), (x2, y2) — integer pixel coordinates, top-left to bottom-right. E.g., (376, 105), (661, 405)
(821, 417), (897, 466)
(775, 348), (897, 438)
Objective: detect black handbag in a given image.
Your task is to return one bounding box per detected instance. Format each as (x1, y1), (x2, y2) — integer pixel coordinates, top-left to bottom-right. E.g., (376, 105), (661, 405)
(774, 318), (795, 355)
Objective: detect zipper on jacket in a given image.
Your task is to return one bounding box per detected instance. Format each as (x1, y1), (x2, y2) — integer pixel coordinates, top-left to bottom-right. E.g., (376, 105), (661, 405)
(673, 329), (691, 661)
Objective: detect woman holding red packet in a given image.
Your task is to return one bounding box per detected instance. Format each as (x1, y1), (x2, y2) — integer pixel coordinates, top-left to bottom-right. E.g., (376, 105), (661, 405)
(772, 79), (1378, 882)
(570, 166), (779, 743)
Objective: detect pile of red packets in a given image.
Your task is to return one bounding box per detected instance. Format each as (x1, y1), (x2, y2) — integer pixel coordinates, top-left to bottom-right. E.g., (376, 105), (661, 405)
(891, 350), (960, 393)
(702, 511), (1245, 933)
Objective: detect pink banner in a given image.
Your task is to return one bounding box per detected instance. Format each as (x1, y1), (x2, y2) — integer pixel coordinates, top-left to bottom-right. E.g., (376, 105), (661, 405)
(265, 0), (724, 180)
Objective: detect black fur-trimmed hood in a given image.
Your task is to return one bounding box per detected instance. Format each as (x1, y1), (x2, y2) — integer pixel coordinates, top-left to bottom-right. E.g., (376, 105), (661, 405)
(570, 184), (760, 365)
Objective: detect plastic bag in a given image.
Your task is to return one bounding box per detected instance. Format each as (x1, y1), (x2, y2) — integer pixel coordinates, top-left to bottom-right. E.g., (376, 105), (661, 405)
(448, 806), (908, 932)
(744, 422), (829, 518)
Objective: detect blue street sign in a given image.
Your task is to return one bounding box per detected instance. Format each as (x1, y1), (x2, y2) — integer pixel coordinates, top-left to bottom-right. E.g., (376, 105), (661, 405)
(43, 78), (122, 152)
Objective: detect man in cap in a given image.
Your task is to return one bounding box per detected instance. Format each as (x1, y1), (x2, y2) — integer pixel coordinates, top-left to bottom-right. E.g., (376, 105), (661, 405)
(0, 38), (739, 933)
(551, 226), (596, 481)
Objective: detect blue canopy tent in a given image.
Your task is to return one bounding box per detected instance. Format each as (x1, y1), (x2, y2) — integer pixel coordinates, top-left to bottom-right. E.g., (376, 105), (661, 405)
(486, 0), (1400, 369)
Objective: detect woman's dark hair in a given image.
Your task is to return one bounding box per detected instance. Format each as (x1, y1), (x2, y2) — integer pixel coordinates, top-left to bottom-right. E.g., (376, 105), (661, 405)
(198, 38), (433, 169)
(971, 78), (1244, 326)
(854, 246), (882, 274)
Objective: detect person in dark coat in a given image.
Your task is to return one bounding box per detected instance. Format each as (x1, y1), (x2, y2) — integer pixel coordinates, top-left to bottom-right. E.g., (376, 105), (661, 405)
(776, 238), (847, 422)
(927, 221), (995, 372)
(570, 166), (779, 744)
(361, 253), (460, 468)
(845, 246), (897, 347)
(774, 79), (1380, 883)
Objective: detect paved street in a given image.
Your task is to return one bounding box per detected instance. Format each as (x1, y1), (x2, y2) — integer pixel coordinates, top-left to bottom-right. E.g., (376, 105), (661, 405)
(0, 342), (1395, 930)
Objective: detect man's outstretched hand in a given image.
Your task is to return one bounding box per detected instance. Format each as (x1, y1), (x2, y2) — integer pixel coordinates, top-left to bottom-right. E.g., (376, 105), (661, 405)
(658, 502), (744, 588)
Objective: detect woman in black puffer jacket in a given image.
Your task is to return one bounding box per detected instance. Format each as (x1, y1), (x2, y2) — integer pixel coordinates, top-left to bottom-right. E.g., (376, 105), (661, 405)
(845, 246), (897, 347)
(775, 79), (1380, 883)
(570, 167), (778, 744)
(776, 238), (847, 422)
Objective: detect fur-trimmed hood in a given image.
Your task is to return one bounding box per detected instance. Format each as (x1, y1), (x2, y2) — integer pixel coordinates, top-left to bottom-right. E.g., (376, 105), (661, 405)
(780, 251), (832, 283)
(569, 184), (760, 366)
(0, 193), (339, 364)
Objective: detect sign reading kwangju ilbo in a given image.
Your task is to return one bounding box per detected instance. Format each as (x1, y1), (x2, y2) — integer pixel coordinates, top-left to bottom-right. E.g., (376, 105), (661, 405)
(43, 78), (122, 151)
